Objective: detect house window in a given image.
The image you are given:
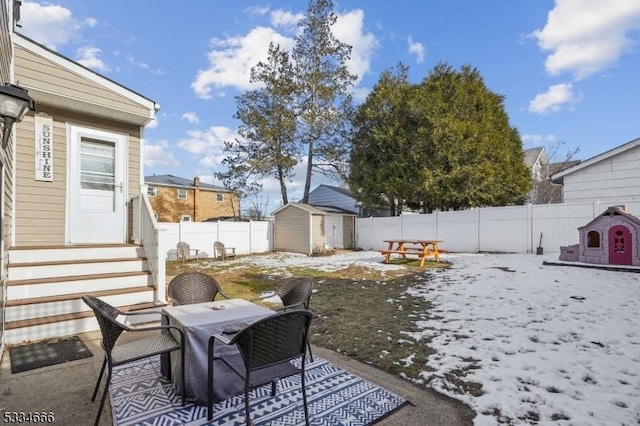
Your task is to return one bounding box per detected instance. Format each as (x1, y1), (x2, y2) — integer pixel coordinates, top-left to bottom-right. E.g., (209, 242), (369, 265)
(177, 189), (187, 200)
(147, 186), (157, 197)
(586, 230), (600, 248)
(181, 215), (191, 222)
(216, 193), (224, 202)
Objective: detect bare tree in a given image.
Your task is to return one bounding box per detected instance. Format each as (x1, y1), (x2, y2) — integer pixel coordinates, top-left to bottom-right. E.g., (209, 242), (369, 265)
(530, 141), (580, 204)
(244, 194), (272, 220)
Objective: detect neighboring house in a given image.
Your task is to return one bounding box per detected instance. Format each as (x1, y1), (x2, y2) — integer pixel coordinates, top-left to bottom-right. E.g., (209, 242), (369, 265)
(1, 5), (164, 351)
(307, 184), (391, 217)
(524, 146), (579, 204)
(523, 146), (548, 183)
(551, 137), (640, 204)
(145, 174), (238, 222)
(273, 202), (355, 254)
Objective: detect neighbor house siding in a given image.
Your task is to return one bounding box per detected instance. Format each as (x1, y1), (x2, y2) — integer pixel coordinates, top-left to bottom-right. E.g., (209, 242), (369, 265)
(14, 45), (149, 118)
(147, 186), (237, 222)
(14, 107), (141, 245)
(274, 206), (310, 254)
(562, 145), (640, 203)
(0, 1), (10, 83)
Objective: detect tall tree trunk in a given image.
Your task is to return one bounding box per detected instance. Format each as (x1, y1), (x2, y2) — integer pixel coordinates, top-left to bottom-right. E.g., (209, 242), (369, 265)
(277, 166), (288, 205)
(303, 139), (314, 203)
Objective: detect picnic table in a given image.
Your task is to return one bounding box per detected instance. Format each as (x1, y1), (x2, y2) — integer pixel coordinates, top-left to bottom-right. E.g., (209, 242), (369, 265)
(381, 239), (443, 267)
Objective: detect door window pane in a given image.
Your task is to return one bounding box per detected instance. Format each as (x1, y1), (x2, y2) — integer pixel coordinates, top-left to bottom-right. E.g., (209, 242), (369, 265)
(80, 138), (115, 191)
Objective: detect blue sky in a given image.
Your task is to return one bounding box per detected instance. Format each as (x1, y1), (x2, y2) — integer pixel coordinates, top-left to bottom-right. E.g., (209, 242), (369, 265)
(17, 0), (640, 211)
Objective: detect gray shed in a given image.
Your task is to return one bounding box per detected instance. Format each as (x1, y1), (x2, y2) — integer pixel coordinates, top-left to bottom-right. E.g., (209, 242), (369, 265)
(273, 203), (356, 254)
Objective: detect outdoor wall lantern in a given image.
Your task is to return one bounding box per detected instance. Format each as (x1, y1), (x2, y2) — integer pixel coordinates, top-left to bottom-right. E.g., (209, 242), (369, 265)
(0, 83), (35, 149)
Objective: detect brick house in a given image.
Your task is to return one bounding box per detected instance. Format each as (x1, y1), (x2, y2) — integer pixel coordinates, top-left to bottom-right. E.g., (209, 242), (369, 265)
(145, 174), (238, 222)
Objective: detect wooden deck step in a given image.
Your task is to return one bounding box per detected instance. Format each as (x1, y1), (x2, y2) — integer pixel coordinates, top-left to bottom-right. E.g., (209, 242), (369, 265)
(8, 270), (152, 287)
(8, 256), (147, 268)
(6, 286), (154, 307)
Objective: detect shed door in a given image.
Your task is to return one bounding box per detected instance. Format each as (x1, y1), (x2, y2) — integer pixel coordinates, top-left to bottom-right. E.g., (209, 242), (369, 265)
(324, 215), (343, 249)
(609, 225), (632, 265)
(68, 125), (126, 243)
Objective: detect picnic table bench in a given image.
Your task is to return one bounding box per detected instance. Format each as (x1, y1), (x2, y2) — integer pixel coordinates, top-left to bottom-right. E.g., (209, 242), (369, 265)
(381, 239), (443, 267)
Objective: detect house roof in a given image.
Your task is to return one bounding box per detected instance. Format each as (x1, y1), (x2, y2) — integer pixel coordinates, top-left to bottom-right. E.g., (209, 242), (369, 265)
(523, 147), (545, 168)
(310, 204), (357, 215)
(314, 184), (354, 198)
(145, 174), (229, 192)
(579, 205), (640, 230)
(551, 137), (640, 182)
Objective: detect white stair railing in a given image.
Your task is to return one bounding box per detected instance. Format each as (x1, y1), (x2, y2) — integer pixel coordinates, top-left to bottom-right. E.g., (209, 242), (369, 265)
(131, 188), (167, 304)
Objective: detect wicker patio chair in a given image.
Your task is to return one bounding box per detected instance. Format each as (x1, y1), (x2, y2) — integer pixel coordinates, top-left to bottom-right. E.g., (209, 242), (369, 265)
(82, 295), (185, 426)
(255, 277), (315, 361)
(207, 309), (313, 425)
(168, 272), (230, 306)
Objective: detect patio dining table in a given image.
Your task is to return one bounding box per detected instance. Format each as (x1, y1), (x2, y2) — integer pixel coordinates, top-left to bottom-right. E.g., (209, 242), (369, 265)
(161, 299), (274, 404)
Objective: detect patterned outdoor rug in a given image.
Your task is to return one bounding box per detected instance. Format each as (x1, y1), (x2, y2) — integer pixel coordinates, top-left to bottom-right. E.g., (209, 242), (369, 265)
(110, 356), (408, 425)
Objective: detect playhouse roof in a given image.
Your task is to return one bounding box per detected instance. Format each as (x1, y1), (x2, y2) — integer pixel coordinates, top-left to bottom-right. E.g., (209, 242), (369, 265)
(579, 205), (640, 230)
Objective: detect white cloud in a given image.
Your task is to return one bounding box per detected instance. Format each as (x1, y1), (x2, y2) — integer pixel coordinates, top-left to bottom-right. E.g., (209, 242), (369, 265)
(333, 9), (378, 85)
(531, 0), (640, 79)
(85, 17), (97, 27)
(191, 7), (378, 98)
(191, 27), (294, 98)
(177, 126), (239, 171)
(270, 10), (304, 33)
(182, 112), (199, 124)
(75, 46), (111, 73)
(407, 35), (426, 64)
(244, 5), (270, 16)
(528, 83), (580, 114)
(144, 140), (180, 167)
(20, 1), (80, 50)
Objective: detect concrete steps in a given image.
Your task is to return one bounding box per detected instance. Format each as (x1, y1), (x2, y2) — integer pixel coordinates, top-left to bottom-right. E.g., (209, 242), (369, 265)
(5, 244), (163, 344)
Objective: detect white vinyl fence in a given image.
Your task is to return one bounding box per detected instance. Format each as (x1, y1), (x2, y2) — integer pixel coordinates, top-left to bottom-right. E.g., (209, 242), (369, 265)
(159, 220), (273, 259)
(356, 200), (640, 254)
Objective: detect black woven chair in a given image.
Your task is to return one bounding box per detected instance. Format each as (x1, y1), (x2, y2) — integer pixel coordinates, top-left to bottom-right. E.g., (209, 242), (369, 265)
(258, 277), (315, 361)
(82, 295), (185, 426)
(168, 272), (230, 306)
(274, 277), (314, 312)
(207, 309), (313, 425)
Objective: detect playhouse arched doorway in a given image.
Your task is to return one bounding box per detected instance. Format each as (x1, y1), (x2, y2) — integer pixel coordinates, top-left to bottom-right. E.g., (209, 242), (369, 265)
(609, 225), (632, 265)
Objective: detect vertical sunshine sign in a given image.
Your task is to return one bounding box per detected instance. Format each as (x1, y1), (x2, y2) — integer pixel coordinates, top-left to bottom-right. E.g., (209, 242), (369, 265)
(35, 114), (53, 181)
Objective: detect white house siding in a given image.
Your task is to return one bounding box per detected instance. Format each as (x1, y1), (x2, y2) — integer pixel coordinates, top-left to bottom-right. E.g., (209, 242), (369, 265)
(562, 145), (640, 203)
(274, 206), (311, 254)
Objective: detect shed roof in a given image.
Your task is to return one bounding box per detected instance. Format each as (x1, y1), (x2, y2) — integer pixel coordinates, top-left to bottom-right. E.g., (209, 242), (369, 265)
(272, 202), (327, 216)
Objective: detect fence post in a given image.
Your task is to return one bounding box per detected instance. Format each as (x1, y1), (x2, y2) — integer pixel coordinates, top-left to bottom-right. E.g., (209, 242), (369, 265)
(249, 220), (253, 254)
(528, 203), (533, 253)
(476, 208), (481, 252)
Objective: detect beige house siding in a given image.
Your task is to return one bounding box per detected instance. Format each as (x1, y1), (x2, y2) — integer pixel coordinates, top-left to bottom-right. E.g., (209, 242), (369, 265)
(14, 107), (142, 245)
(14, 44), (149, 119)
(0, 0), (9, 83)
(311, 214), (325, 252)
(274, 206), (310, 254)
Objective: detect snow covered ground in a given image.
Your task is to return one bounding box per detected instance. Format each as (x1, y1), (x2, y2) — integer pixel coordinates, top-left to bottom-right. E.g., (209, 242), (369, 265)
(235, 250), (640, 425)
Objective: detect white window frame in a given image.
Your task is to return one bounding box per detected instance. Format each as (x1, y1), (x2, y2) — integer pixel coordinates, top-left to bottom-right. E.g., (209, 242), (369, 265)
(216, 193), (224, 202)
(177, 188), (187, 200)
(181, 215), (191, 222)
(147, 186), (157, 197)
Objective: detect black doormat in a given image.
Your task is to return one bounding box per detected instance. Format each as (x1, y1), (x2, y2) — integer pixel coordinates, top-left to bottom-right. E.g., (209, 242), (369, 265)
(9, 335), (94, 374)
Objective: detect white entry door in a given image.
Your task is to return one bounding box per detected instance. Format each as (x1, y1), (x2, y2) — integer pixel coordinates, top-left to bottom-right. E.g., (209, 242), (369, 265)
(68, 125), (126, 244)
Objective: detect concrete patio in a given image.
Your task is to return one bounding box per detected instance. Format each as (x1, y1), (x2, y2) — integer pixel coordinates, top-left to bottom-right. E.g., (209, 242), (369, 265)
(0, 330), (475, 425)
